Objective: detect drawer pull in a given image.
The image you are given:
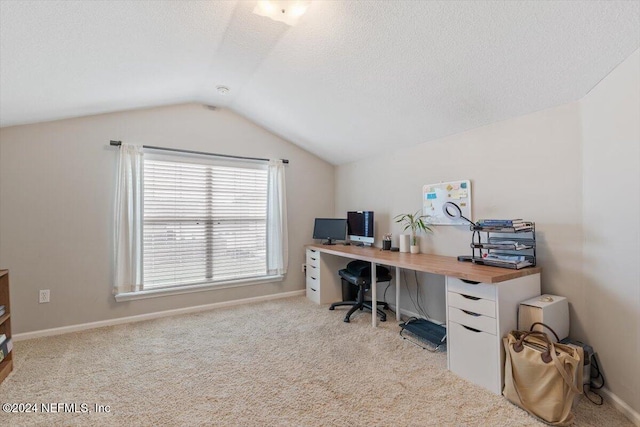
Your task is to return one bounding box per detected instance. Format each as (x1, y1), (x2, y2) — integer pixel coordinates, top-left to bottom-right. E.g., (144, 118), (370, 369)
(310, 287), (317, 292)
(461, 294), (481, 301)
(310, 276), (317, 280)
(310, 257), (317, 261)
(462, 325), (482, 333)
(462, 309), (481, 317)
(461, 279), (481, 285)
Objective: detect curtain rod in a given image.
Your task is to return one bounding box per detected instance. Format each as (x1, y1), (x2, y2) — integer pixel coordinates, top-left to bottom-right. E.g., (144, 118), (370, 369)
(109, 140), (289, 164)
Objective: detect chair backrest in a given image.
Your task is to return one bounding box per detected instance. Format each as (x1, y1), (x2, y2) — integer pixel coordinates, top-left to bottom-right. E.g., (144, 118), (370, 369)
(345, 260), (390, 278)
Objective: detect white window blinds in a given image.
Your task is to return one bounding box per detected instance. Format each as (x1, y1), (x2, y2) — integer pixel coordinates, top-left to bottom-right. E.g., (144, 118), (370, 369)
(143, 157), (268, 289)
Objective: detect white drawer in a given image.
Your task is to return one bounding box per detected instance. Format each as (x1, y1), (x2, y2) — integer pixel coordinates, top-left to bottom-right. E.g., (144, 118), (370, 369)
(447, 277), (496, 301)
(306, 275), (320, 304)
(448, 307), (496, 335)
(448, 321), (500, 393)
(306, 274), (319, 288)
(306, 263), (318, 278)
(306, 250), (319, 268)
(447, 291), (496, 318)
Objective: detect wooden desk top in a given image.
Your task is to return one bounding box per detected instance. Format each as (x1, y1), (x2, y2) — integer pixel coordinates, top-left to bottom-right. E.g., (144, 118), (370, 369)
(306, 244), (541, 284)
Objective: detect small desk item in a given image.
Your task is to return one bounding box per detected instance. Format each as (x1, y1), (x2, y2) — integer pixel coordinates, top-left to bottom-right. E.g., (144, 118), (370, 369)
(304, 244), (541, 394)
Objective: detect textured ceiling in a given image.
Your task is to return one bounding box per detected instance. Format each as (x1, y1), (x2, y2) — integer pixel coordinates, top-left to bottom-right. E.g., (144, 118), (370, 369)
(1, 1), (639, 164)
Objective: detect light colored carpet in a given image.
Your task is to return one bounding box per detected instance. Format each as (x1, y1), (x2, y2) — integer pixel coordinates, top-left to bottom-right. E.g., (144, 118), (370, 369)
(0, 296), (632, 426)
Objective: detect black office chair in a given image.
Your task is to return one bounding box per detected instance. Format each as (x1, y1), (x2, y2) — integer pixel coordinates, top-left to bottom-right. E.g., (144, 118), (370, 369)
(329, 260), (392, 323)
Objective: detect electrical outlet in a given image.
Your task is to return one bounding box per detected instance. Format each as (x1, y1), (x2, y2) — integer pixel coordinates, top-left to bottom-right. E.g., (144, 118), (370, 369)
(39, 289), (50, 304)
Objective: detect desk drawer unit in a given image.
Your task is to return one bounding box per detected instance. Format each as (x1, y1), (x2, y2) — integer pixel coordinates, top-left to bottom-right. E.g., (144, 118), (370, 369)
(304, 248), (343, 304)
(445, 273), (540, 394)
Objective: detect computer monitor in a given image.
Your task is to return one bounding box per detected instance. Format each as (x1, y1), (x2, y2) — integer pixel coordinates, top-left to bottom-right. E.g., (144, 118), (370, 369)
(312, 218), (347, 245)
(347, 211), (374, 246)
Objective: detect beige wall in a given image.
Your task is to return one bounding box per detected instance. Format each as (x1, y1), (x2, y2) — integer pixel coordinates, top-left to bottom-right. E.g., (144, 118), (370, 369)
(581, 49), (640, 413)
(335, 50), (640, 413)
(0, 103), (335, 333)
(336, 102), (584, 325)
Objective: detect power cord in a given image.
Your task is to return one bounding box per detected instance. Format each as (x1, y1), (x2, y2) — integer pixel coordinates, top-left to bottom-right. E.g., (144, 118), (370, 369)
(402, 269), (431, 320)
(382, 281), (393, 314)
(414, 270), (431, 320)
(584, 354), (605, 405)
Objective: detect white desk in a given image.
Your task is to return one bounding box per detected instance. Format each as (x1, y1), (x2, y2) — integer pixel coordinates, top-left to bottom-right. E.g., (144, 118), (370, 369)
(305, 244), (541, 394)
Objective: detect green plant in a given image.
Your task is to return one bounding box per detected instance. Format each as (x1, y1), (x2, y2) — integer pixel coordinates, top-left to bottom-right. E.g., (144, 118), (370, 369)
(394, 210), (433, 245)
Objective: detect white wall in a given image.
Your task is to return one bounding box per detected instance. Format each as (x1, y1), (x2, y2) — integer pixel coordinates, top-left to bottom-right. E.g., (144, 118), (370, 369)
(0, 103), (335, 333)
(335, 50), (640, 415)
(581, 50), (640, 414)
(336, 102), (584, 325)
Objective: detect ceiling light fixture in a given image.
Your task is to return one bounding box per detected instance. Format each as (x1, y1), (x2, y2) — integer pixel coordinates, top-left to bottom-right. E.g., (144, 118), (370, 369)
(216, 86), (230, 95)
(253, 0), (310, 26)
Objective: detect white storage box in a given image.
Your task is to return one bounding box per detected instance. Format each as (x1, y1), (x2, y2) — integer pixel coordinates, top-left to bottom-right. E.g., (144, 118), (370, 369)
(518, 294), (569, 342)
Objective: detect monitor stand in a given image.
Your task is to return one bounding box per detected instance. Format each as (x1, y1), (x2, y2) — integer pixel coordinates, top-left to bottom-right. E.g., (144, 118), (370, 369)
(322, 239), (336, 245)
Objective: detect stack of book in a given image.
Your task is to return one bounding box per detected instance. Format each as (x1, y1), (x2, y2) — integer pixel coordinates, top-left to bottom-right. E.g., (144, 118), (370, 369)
(0, 333), (10, 363)
(478, 253), (533, 269)
(475, 219), (534, 231)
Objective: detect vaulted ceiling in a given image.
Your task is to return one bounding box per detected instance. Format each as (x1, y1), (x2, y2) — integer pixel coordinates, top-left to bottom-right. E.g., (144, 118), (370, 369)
(1, 1), (638, 164)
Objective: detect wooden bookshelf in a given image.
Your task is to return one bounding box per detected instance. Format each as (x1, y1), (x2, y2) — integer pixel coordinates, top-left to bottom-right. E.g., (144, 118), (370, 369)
(0, 270), (12, 384)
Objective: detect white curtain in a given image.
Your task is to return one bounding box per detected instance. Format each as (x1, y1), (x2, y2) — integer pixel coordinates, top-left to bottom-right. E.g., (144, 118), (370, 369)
(114, 144), (144, 294)
(267, 159), (288, 275)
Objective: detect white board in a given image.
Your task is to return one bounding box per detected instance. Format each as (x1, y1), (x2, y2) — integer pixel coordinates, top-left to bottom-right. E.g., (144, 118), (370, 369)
(423, 180), (472, 225)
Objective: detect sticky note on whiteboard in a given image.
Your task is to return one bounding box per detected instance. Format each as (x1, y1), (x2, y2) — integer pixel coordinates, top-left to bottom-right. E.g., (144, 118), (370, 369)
(427, 192), (437, 200)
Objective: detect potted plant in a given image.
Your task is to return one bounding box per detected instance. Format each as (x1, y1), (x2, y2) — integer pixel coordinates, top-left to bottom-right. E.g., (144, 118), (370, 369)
(394, 210), (432, 254)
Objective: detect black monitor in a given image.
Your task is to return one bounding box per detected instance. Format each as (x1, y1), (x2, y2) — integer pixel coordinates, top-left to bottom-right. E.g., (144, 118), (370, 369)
(347, 211), (374, 246)
(313, 218), (347, 245)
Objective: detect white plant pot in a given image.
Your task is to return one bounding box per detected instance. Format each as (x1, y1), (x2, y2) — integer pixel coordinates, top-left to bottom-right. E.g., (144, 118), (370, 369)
(410, 245), (420, 254)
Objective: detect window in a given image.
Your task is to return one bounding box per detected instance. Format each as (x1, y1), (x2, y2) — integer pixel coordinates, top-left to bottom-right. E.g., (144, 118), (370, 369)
(142, 156), (269, 290)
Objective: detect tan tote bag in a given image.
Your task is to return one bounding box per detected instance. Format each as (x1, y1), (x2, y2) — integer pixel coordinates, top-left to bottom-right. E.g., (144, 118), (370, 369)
(503, 330), (583, 426)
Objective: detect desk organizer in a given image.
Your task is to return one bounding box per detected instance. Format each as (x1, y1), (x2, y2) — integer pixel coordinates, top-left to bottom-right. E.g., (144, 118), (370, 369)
(467, 222), (537, 269)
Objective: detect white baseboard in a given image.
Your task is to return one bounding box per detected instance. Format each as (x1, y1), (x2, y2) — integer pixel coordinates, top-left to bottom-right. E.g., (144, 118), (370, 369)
(600, 387), (640, 426)
(14, 290), (305, 341)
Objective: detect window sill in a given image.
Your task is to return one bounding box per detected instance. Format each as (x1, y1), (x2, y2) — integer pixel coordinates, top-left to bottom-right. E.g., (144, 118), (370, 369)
(114, 275), (284, 302)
